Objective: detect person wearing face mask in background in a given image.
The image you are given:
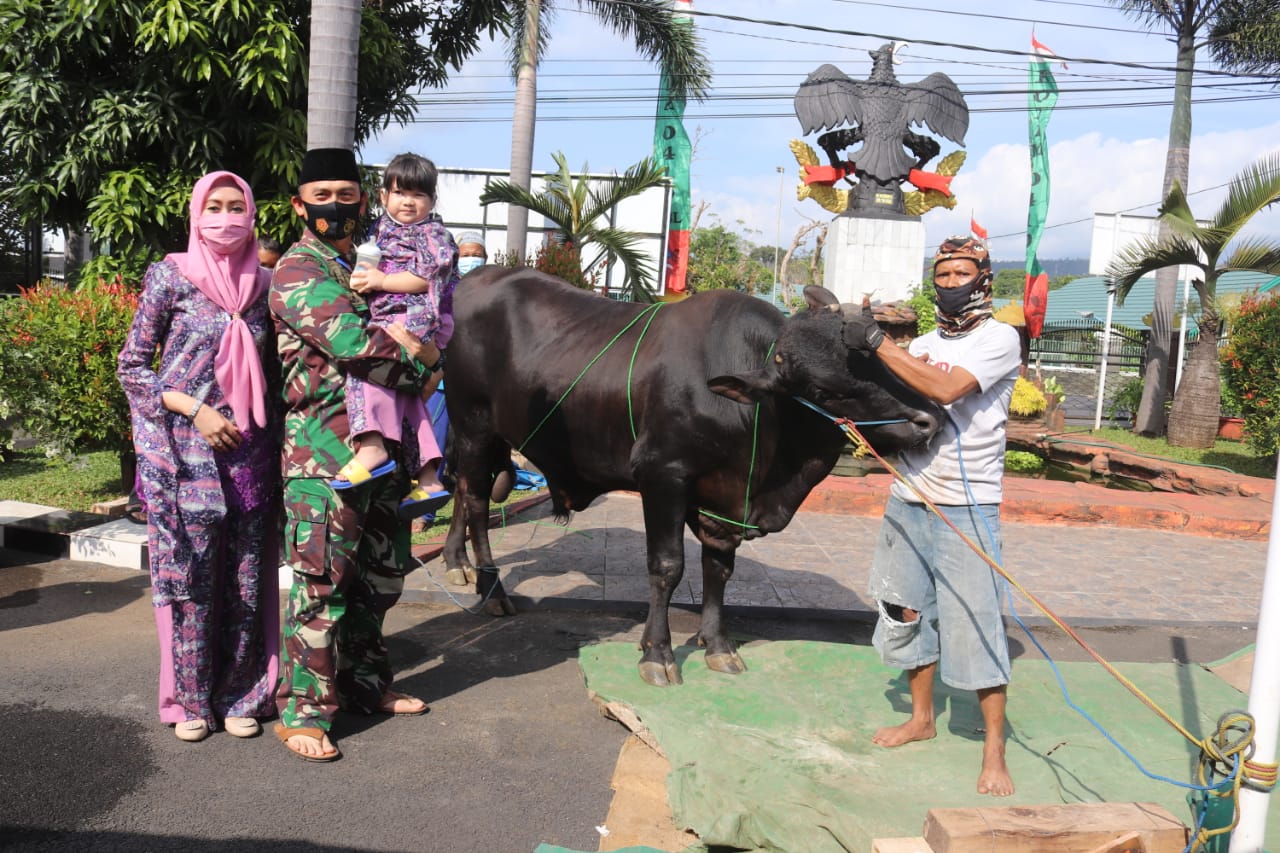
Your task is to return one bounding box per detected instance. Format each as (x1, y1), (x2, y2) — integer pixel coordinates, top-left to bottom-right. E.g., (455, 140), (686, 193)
(841, 236), (1021, 798)
(454, 230), (487, 276)
(268, 148), (439, 762)
(117, 171), (282, 744)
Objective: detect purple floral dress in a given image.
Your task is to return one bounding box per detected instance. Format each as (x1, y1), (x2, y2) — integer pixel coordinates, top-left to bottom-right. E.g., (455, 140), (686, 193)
(117, 258), (281, 729)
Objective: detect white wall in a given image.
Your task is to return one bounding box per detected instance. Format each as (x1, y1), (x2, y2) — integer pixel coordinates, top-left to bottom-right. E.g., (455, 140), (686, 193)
(416, 166), (672, 298)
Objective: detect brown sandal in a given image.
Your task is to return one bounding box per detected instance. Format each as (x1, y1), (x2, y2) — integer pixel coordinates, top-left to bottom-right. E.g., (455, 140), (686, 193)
(377, 690), (428, 716)
(273, 722), (340, 762)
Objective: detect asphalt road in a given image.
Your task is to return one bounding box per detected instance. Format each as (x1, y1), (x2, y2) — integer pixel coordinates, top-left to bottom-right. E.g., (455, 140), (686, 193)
(0, 551), (1256, 853)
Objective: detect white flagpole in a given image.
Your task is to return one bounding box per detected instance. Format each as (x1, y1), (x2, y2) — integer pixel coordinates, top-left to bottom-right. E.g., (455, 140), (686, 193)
(1228, 455), (1279, 851)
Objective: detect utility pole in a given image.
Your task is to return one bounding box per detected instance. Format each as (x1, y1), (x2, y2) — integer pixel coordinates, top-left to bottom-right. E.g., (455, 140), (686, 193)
(774, 166), (785, 296)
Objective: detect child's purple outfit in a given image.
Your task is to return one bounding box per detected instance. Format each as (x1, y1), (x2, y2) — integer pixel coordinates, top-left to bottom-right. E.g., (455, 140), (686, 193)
(347, 212), (459, 473)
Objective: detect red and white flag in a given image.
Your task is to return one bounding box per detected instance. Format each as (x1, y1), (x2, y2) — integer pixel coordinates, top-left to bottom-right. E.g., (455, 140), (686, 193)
(970, 214), (988, 241)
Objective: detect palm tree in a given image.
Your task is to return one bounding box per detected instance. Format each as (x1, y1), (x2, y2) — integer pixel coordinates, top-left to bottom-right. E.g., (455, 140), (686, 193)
(500, 0), (711, 258)
(1105, 0), (1280, 437)
(480, 151), (668, 300)
(307, 0), (364, 149)
(1105, 153), (1280, 448)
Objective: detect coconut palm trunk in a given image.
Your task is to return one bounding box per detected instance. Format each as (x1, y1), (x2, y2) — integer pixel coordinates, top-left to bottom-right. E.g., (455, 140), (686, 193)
(305, 0), (363, 150)
(1134, 21), (1195, 436)
(506, 0), (541, 259)
(1167, 310), (1220, 447)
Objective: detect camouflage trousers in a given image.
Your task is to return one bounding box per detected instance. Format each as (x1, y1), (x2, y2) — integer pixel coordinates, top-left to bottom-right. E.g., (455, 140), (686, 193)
(276, 471), (415, 731)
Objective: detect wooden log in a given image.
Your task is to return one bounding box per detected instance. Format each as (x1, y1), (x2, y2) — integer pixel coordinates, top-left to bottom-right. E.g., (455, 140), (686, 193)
(872, 838), (935, 853)
(923, 802), (1187, 853)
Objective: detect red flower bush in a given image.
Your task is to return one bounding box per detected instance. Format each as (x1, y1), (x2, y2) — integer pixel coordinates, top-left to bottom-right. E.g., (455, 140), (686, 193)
(1220, 291), (1280, 459)
(0, 277), (139, 456)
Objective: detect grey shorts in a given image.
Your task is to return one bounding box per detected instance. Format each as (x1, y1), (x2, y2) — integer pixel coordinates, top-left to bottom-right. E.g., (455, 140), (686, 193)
(868, 495), (1010, 691)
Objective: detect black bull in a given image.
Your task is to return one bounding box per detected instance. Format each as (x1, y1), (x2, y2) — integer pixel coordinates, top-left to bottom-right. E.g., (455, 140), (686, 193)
(442, 268), (943, 686)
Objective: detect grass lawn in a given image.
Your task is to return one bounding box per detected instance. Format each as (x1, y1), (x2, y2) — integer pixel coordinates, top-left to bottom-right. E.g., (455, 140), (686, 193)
(1058, 427), (1276, 479)
(0, 449), (125, 511)
(408, 490), (548, 546)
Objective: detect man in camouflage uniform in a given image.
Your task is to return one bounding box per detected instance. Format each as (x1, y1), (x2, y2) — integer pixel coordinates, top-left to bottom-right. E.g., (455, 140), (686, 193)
(269, 148), (437, 761)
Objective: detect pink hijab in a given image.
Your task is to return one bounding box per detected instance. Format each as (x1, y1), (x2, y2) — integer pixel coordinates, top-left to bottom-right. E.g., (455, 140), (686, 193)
(168, 171), (271, 429)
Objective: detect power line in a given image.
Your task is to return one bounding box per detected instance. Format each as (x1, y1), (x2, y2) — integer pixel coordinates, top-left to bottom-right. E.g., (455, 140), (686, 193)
(590, 0), (1277, 80)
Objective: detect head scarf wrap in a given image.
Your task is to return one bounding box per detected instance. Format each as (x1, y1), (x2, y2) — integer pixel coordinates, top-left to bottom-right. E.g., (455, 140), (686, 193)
(453, 230), (484, 248)
(932, 235), (994, 338)
(167, 171), (271, 429)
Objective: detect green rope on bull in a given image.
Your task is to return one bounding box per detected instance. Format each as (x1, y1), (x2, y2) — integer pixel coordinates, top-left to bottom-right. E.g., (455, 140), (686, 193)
(627, 303), (668, 440)
(699, 341), (775, 533)
(515, 300), (771, 534)
(517, 302), (665, 454)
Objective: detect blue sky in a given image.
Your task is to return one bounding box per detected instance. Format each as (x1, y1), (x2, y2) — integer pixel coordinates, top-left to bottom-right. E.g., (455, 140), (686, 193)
(365, 0), (1280, 262)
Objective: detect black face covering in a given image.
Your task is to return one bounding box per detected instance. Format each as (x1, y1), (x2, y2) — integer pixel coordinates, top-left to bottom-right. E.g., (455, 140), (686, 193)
(934, 279), (982, 315)
(301, 200), (361, 241)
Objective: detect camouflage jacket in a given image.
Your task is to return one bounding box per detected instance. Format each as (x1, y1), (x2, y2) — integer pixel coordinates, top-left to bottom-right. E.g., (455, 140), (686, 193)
(269, 231), (429, 479)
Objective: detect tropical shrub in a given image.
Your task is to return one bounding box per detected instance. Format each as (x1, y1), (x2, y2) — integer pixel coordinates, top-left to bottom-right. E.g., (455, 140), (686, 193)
(1106, 377), (1145, 424)
(0, 277), (138, 456)
(493, 242), (603, 292)
(1220, 291), (1280, 458)
(907, 282), (936, 336)
(1004, 450), (1046, 474)
(1009, 376), (1047, 417)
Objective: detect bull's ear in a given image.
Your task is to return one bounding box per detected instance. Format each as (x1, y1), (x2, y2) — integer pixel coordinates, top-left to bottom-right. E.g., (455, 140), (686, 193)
(803, 286), (839, 312)
(708, 370), (778, 404)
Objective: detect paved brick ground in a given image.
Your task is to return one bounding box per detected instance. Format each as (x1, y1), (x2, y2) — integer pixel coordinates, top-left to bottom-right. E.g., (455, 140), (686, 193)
(406, 492), (1271, 626)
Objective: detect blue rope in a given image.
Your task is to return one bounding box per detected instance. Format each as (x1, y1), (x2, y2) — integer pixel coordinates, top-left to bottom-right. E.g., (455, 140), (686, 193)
(947, 414), (1236, 802)
(790, 396), (908, 428)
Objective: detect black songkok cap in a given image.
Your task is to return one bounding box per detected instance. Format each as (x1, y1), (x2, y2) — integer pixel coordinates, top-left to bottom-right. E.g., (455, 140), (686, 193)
(299, 148), (360, 186)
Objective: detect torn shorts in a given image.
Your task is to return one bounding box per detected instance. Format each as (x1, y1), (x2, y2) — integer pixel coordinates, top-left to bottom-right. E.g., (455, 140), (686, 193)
(868, 495), (1010, 691)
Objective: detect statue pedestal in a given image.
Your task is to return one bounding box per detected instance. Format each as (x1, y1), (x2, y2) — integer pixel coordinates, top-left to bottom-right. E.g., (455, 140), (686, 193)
(823, 212), (926, 305)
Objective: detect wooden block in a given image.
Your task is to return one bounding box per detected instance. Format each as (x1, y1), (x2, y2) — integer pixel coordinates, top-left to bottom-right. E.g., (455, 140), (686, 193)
(923, 802), (1188, 853)
(873, 838), (935, 853)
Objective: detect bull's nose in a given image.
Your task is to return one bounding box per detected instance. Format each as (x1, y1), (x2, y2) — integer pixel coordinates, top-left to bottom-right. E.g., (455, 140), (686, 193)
(912, 411), (940, 437)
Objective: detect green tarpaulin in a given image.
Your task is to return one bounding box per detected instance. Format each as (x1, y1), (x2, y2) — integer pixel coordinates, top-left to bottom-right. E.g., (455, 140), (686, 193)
(581, 640), (1275, 852)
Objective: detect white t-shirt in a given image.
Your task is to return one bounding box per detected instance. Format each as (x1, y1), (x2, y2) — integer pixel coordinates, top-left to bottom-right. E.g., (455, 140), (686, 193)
(889, 319), (1022, 506)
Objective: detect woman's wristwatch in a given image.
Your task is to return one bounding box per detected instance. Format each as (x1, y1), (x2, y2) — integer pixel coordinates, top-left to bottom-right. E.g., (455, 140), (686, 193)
(425, 350), (446, 373)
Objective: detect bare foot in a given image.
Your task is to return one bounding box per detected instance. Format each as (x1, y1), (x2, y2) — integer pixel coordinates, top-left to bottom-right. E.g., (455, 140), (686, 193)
(346, 444), (389, 477)
(378, 690), (428, 715)
(977, 742), (1014, 796)
(872, 717), (936, 747)
(415, 465), (445, 493)
(287, 732), (337, 759)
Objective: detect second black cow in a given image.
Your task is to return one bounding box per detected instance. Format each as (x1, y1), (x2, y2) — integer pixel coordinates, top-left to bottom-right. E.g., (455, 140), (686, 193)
(443, 268), (944, 686)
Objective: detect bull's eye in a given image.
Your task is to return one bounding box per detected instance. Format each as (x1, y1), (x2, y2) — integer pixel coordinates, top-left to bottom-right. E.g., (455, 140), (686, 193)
(774, 353), (783, 364)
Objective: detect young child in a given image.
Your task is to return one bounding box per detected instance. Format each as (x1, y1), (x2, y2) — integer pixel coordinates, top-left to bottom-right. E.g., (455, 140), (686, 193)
(338, 153), (459, 519)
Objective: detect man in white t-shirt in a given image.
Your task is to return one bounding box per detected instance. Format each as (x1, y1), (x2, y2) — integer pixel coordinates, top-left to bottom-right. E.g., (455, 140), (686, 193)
(843, 236), (1021, 796)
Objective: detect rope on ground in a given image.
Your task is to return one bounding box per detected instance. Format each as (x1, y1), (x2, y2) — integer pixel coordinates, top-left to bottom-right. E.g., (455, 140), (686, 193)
(832, 416), (1275, 851)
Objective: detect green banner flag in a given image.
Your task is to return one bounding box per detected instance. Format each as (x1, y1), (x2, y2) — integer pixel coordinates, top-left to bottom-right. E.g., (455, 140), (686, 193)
(653, 0), (693, 295)
(1024, 35), (1059, 338)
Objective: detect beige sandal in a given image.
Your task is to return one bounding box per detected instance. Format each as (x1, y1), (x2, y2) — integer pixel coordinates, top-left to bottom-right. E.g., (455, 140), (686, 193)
(175, 719), (209, 742)
(224, 717), (261, 738)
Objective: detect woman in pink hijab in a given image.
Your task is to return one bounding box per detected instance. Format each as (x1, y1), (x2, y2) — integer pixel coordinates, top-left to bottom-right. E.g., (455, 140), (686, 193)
(118, 171), (281, 743)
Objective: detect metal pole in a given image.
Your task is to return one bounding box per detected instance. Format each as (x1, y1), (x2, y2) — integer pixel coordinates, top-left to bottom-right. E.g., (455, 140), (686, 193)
(1229, 452), (1280, 852)
(774, 166), (784, 289)
(1094, 289), (1116, 430)
(1174, 266), (1193, 391)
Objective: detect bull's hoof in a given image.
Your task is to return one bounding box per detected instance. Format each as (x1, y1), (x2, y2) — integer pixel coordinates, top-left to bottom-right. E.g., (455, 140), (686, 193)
(482, 597), (513, 617)
(705, 651), (747, 675)
(638, 660), (683, 687)
(445, 568), (469, 587)
(465, 566), (478, 584)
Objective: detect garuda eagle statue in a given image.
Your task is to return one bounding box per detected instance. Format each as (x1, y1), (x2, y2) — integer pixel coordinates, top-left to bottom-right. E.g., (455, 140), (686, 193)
(794, 42), (969, 214)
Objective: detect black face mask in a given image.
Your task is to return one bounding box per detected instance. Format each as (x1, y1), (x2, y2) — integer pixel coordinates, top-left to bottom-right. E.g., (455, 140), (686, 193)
(301, 200), (362, 241)
(934, 279), (982, 316)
